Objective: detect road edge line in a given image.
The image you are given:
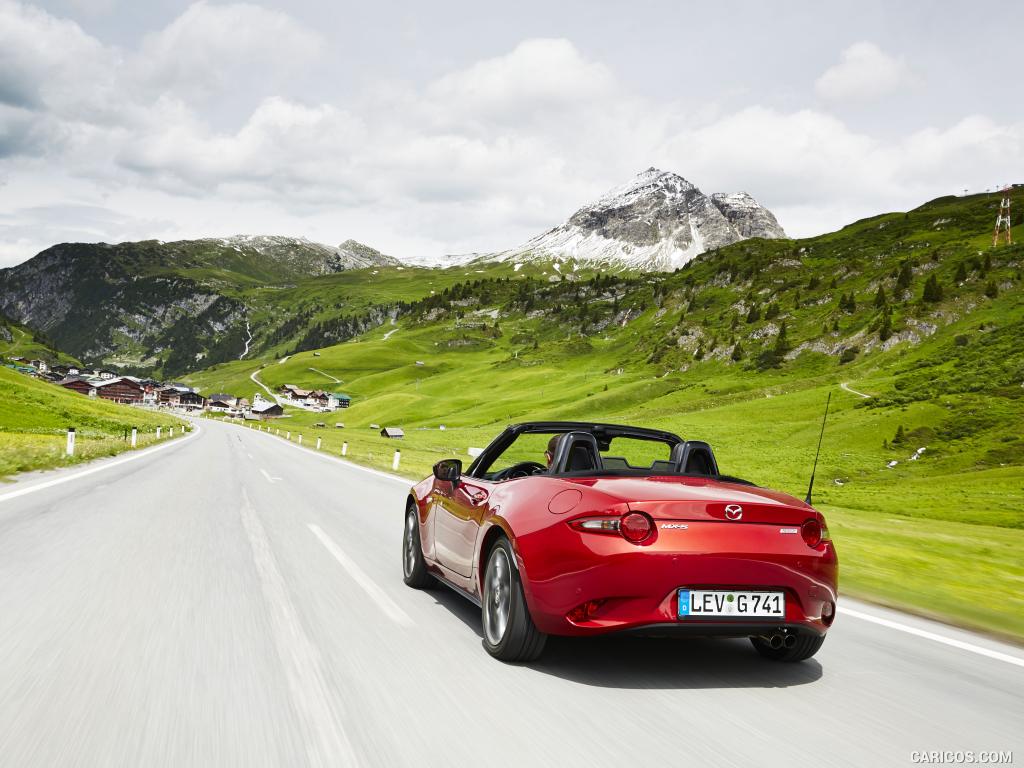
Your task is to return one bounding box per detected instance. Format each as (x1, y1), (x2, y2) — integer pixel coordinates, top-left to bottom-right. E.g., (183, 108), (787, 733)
(840, 606), (1024, 668)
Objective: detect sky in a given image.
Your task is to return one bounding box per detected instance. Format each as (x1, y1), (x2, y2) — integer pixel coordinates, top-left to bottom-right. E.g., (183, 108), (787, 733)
(1, 0), (1021, 266)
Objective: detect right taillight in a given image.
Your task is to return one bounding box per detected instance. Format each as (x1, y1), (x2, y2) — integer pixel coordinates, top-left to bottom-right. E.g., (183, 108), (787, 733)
(801, 518), (825, 547)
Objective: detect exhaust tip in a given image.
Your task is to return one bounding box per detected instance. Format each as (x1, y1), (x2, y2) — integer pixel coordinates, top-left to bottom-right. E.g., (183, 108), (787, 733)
(783, 634), (797, 649)
(767, 634), (784, 650)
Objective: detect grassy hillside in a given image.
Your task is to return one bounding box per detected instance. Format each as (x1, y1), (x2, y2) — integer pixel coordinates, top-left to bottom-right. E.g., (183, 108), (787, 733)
(190, 190), (1024, 640)
(0, 367), (187, 478)
(0, 313), (79, 365)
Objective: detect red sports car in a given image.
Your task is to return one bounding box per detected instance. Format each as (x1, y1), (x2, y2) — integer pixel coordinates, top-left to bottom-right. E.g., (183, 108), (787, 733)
(402, 421), (838, 663)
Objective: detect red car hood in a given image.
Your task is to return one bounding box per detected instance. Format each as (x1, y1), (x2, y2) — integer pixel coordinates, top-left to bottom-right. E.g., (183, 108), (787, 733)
(562, 475), (814, 525)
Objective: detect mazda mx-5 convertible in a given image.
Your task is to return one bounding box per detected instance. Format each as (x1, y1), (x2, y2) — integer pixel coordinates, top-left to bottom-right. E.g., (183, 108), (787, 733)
(402, 421), (838, 663)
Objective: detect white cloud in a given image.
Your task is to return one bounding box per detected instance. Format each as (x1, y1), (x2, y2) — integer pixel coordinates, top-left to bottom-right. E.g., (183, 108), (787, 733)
(134, 1), (323, 109)
(815, 42), (915, 103)
(1, 3), (1021, 267)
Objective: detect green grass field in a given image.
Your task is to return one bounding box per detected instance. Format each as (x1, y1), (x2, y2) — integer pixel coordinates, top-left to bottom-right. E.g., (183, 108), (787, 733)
(0, 367), (187, 478)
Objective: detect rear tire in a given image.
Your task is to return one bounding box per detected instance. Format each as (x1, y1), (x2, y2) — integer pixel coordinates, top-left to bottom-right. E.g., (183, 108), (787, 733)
(751, 633), (825, 662)
(402, 504), (433, 589)
(481, 538), (546, 662)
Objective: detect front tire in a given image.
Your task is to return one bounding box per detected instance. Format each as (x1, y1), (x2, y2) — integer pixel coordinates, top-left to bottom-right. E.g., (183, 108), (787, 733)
(751, 633), (825, 662)
(481, 538), (546, 662)
(402, 504), (432, 588)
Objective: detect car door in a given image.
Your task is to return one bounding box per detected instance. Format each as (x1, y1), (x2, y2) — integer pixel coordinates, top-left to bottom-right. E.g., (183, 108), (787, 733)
(433, 478), (492, 577)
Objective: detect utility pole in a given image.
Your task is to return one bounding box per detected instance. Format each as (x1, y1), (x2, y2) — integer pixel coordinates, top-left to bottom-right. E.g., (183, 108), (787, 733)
(994, 187), (1013, 246)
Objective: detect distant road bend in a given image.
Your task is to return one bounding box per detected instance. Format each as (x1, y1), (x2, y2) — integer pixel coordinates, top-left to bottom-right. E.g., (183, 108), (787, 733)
(0, 419), (1020, 767)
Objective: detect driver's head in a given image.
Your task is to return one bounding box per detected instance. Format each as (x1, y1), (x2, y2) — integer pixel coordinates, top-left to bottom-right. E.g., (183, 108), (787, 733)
(545, 434), (561, 467)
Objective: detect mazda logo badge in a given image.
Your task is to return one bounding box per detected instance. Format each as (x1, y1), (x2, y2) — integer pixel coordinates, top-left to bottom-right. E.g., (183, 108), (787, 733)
(724, 504), (743, 521)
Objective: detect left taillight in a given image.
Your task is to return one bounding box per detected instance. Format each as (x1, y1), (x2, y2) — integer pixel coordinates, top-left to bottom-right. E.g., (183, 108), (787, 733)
(569, 511), (654, 545)
(801, 517), (830, 548)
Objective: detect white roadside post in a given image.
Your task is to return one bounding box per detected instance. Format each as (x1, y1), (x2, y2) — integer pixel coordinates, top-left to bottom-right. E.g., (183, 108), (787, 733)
(169, 427), (174, 437)
(392, 450), (401, 471)
(316, 437), (322, 450)
(130, 427), (137, 448)
(298, 434), (303, 445)
(341, 441), (348, 456)
(156, 426), (162, 439)
(66, 427), (76, 457)
(286, 431), (291, 441)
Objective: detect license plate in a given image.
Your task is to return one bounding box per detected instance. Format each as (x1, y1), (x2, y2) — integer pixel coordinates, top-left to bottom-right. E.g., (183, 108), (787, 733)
(678, 589), (785, 618)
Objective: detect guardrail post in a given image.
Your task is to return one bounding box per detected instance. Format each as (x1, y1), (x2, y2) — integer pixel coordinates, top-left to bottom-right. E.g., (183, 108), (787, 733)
(341, 441), (348, 456)
(66, 427), (76, 457)
(131, 427), (137, 448)
(392, 450), (401, 471)
(316, 437), (321, 450)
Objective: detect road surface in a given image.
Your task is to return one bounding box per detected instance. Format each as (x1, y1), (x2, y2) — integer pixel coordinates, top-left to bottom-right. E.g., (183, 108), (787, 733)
(0, 419), (1020, 767)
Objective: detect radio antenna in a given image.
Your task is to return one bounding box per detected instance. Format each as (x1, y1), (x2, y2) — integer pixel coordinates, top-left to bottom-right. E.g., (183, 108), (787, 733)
(805, 391), (831, 506)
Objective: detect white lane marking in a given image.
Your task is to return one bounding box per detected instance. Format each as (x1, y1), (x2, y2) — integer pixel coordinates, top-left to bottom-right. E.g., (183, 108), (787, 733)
(239, 491), (358, 767)
(308, 524), (414, 627)
(0, 425), (200, 505)
(260, 468), (282, 484)
(840, 381), (872, 399)
(840, 607), (1024, 668)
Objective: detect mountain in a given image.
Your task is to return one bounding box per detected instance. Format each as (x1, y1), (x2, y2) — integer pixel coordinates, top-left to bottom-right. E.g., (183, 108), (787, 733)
(492, 168), (786, 271)
(0, 236), (398, 375)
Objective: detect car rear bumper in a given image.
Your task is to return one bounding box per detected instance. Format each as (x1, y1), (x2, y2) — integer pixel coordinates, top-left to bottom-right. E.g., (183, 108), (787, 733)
(515, 521), (838, 637)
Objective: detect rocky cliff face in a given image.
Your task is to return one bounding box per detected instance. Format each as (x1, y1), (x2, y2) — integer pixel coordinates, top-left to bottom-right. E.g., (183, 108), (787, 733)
(495, 168), (787, 271)
(0, 235), (396, 374)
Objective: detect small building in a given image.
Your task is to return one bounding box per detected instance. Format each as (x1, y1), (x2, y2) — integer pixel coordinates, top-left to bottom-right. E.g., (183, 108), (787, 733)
(331, 393), (352, 409)
(178, 391), (206, 410)
(59, 376), (97, 397)
(380, 427), (404, 439)
(94, 377), (144, 404)
(208, 393), (237, 408)
(251, 402), (284, 419)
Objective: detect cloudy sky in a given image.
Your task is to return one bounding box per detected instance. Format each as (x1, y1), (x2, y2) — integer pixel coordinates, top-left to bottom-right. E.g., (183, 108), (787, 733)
(1, 0), (1021, 266)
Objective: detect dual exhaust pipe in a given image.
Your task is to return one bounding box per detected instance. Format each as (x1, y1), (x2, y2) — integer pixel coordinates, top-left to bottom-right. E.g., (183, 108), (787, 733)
(760, 632), (797, 650)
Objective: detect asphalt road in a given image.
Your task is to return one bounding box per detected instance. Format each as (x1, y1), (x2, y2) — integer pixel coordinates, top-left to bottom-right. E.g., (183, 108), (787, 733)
(1, 419), (1021, 767)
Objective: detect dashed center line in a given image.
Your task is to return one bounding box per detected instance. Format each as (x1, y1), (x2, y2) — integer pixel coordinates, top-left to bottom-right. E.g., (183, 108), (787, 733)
(239, 491), (358, 766)
(260, 468), (282, 483)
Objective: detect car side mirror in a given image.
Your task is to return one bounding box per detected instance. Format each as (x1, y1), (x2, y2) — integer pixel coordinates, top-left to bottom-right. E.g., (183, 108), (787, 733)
(433, 459), (462, 486)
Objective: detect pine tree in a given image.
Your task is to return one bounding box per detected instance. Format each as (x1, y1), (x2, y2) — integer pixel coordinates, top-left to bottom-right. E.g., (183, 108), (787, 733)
(954, 262), (968, 283)
(874, 285), (887, 308)
(793, 290), (801, 310)
(774, 320), (790, 354)
(746, 304), (761, 323)
(922, 274), (943, 303)
(879, 307), (893, 341)
(985, 279), (999, 298)
(896, 261), (913, 291)
(765, 302), (780, 320)
(832, 318), (840, 332)
(731, 342), (744, 361)
(893, 425), (906, 445)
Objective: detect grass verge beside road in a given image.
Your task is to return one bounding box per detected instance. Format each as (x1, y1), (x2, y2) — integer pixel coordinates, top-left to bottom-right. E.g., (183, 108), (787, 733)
(0, 367), (188, 479)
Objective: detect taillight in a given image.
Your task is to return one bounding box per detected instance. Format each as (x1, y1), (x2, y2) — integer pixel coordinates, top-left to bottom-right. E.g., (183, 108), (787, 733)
(569, 511), (654, 544)
(801, 518), (824, 547)
(620, 512), (653, 543)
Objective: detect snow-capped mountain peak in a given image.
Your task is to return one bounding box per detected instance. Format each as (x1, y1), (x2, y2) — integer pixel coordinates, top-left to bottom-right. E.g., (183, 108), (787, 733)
(493, 168), (786, 271)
